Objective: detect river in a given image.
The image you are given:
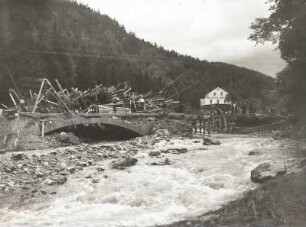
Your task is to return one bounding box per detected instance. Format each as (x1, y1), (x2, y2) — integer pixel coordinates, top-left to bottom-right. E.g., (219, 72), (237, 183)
(0, 135), (302, 227)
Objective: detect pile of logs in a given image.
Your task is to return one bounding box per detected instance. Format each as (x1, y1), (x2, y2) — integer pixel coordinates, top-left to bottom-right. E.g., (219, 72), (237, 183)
(5, 78), (180, 114)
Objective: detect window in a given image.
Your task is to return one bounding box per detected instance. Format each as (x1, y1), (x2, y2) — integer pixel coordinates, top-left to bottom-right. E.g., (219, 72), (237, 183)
(217, 99), (220, 104)
(214, 92), (216, 96)
(221, 92), (223, 96)
(210, 100), (212, 104)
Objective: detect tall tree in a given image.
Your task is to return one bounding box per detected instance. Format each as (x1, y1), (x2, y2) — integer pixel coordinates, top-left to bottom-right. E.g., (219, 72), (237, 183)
(249, 0), (306, 117)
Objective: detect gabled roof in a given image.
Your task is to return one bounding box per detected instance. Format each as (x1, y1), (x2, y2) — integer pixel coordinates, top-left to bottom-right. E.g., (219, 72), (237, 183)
(212, 87), (227, 92)
(206, 87), (228, 96)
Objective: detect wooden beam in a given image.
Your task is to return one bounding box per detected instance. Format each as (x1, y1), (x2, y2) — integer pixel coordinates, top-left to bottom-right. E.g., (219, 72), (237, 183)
(32, 79), (45, 113)
(45, 79), (72, 113)
(1, 103), (9, 109)
(37, 88), (52, 104)
(10, 89), (21, 103)
(29, 89), (33, 99)
(159, 74), (186, 94)
(166, 83), (198, 100)
(9, 93), (17, 107)
(42, 99), (59, 106)
(7, 67), (22, 98)
(55, 79), (69, 102)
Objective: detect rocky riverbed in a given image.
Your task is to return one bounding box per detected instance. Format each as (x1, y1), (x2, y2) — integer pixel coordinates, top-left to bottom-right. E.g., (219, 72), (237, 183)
(0, 130), (171, 206)
(0, 135), (158, 202)
(0, 132), (305, 227)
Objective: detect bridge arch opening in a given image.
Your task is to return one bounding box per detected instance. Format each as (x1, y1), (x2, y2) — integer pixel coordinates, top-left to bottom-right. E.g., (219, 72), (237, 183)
(46, 123), (140, 143)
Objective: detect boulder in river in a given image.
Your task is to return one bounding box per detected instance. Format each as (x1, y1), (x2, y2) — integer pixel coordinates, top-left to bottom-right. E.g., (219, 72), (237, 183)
(249, 150), (261, 156)
(53, 175), (67, 185)
(299, 159), (306, 168)
(2, 161), (16, 173)
(251, 162), (287, 183)
(43, 178), (55, 186)
(59, 132), (80, 145)
(92, 178), (100, 183)
(111, 156), (138, 170)
(68, 167), (76, 174)
(11, 153), (27, 161)
(35, 169), (44, 178)
(163, 148), (188, 154)
(77, 161), (88, 167)
(96, 167), (105, 172)
(203, 138), (221, 145)
(165, 158), (171, 165)
(149, 151), (161, 157)
(151, 158), (171, 166)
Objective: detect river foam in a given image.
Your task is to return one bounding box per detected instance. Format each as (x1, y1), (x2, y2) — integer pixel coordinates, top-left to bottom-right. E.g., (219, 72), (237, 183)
(0, 135), (300, 227)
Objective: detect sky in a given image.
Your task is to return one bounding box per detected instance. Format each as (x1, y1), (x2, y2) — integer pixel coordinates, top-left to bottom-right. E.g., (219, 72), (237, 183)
(76, 0), (287, 77)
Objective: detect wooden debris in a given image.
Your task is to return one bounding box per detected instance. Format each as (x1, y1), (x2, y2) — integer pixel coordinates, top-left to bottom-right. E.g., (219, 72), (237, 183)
(7, 78), (186, 114)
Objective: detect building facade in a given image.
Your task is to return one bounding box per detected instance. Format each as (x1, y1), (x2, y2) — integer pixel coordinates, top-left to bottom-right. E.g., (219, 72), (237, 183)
(200, 87), (231, 106)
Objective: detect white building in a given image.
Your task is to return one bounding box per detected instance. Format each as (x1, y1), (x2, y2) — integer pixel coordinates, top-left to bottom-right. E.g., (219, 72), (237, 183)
(200, 87), (231, 106)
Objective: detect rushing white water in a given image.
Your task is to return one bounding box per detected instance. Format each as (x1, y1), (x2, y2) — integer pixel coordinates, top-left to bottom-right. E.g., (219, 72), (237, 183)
(0, 135), (301, 227)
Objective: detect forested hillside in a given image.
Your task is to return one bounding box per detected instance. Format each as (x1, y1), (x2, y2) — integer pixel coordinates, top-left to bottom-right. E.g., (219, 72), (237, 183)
(0, 0), (273, 107)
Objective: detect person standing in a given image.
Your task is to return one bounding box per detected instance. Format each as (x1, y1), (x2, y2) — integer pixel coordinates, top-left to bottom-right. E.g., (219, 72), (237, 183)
(139, 96), (145, 111)
(112, 96), (118, 113)
(242, 102), (247, 115)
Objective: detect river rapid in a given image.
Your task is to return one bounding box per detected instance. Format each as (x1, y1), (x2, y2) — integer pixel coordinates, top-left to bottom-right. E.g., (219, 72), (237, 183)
(0, 135), (302, 227)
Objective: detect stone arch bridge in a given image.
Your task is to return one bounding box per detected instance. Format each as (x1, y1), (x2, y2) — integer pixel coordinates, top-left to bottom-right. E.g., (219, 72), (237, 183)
(40, 114), (153, 136)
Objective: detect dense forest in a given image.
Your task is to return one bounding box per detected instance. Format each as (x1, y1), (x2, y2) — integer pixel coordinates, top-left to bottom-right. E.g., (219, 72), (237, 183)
(0, 0), (274, 108)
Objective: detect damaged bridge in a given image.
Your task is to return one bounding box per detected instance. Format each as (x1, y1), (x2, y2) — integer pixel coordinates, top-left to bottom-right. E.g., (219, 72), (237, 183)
(0, 113), (154, 148)
(40, 114), (153, 136)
